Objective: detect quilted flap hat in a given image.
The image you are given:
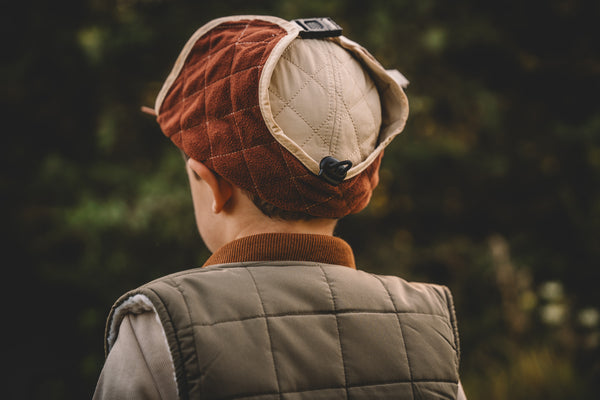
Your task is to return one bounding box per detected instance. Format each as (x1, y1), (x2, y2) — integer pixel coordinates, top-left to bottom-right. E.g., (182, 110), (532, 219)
(152, 15), (409, 218)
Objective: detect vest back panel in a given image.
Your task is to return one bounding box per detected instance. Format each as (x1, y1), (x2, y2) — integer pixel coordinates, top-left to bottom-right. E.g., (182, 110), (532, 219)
(110, 262), (460, 399)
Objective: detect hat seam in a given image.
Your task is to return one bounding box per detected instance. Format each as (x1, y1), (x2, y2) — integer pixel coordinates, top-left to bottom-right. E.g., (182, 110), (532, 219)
(211, 22), (258, 30)
(329, 48), (342, 156)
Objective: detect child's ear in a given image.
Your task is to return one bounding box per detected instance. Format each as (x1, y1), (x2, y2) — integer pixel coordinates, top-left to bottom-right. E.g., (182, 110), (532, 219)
(187, 159), (233, 213)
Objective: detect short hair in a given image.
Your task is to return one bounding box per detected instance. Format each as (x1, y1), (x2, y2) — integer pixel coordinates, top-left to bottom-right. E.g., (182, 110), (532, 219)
(243, 190), (319, 221)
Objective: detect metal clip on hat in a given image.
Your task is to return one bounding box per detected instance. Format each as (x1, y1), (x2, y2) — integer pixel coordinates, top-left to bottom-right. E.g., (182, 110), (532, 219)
(151, 16), (409, 218)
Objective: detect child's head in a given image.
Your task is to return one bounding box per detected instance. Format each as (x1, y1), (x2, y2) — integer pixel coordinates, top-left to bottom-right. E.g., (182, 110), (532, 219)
(151, 16), (409, 220)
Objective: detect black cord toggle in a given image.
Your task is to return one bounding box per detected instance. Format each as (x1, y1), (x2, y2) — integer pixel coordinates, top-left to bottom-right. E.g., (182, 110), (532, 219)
(318, 156), (352, 186)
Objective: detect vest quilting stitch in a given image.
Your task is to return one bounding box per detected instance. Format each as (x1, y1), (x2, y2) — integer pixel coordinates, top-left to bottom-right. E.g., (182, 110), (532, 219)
(110, 262), (460, 400)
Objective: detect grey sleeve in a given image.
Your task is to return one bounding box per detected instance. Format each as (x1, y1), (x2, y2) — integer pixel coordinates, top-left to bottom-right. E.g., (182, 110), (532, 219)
(93, 312), (178, 400)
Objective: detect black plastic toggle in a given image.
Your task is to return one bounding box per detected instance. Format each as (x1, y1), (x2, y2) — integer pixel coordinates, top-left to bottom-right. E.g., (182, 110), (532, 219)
(318, 156), (352, 186)
(292, 17), (343, 39)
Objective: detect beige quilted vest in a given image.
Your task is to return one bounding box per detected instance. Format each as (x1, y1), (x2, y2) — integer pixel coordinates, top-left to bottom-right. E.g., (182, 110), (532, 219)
(106, 262), (460, 399)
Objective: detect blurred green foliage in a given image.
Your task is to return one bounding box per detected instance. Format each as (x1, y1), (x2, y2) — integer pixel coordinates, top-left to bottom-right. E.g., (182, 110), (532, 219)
(3, 0), (599, 398)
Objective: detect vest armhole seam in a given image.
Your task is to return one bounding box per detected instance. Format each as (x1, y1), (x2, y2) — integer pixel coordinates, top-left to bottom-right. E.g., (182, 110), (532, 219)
(442, 285), (461, 365)
(164, 277), (199, 400)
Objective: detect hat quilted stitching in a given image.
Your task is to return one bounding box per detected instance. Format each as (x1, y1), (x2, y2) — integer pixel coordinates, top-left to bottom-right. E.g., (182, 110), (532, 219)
(271, 44), (337, 149)
(337, 54), (381, 160)
(265, 34), (408, 181)
(344, 65), (380, 127)
(338, 98), (361, 160)
(278, 46), (329, 92)
(204, 25), (278, 157)
(160, 21), (284, 155)
(269, 49), (336, 155)
(334, 45), (380, 161)
(169, 25), (274, 139)
(228, 24), (264, 197)
(268, 38), (381, 168)
(230, 26), (306, 203)
(155, 17), (402, 218)
(271, 54), (330, 114)
(276, 144), (311, 211)
(269, 85), (334, 150)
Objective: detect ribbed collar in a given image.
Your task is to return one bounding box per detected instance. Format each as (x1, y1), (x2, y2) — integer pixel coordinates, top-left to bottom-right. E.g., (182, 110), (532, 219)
(203, 233), (356, 269)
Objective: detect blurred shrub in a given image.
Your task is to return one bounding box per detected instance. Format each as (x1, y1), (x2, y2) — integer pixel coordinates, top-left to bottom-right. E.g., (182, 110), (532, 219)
(3, 0), (599, 398)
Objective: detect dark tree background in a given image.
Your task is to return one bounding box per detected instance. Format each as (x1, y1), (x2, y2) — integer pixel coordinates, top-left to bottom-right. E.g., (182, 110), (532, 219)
(3, 0), (599, 398)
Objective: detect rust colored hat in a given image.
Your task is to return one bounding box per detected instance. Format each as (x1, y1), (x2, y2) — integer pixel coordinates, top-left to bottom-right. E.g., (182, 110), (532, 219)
(151, 15), (409, 218)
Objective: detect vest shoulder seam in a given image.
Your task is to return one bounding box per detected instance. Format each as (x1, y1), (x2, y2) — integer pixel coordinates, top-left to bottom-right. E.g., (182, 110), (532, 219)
(141, 262), (358, 285)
